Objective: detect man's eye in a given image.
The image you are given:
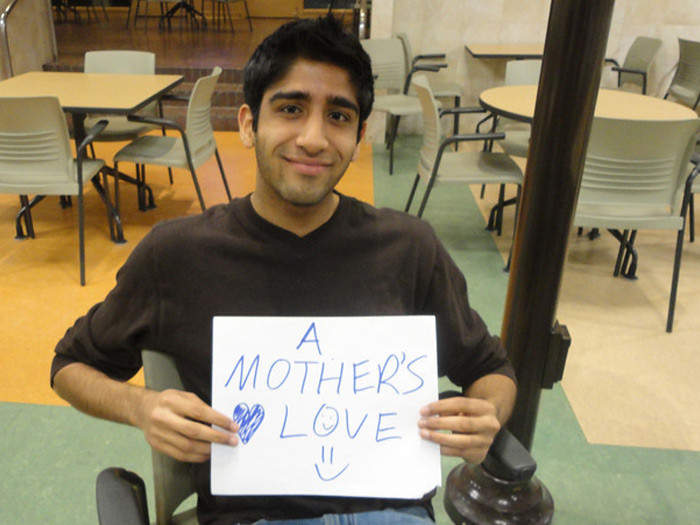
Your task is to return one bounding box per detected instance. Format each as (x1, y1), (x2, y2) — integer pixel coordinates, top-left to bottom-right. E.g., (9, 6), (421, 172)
(329, 111), (350, 122)
(280, 105), (302, 114)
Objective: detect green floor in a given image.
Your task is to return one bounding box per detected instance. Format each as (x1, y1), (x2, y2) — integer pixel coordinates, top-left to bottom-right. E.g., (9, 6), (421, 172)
(1, 136), (699, 524)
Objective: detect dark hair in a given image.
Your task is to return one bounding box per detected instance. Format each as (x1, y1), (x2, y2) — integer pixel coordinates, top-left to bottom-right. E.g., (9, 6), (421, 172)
(243, 15), (374, 140)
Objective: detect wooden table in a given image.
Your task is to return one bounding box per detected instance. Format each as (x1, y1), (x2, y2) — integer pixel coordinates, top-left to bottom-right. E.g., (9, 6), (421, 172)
(479, 84), (699, 123)
(0, 71), (183, 241)
(465, 43), (545, 60)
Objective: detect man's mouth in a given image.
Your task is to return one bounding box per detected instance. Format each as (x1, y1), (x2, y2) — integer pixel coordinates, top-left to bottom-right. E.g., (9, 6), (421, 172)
(284, 157), (332, 176)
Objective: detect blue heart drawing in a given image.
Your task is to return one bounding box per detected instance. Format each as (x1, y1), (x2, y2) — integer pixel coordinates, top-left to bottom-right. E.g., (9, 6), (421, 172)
(232, 403), (265, 445)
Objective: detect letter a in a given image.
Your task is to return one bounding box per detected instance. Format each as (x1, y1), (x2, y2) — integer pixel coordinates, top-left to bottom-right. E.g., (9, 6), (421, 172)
(296, 322), (322, 356)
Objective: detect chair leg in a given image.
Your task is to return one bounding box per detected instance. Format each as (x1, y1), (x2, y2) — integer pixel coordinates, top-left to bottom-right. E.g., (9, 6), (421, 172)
(388, 115), (400, 175)
(243, 0), (252, 30)
(224, 0), (234, 32)
(453, 96), (460, 152)
(689, 194), (695, 242)
(77, 184), (86, 286)
(215, 148), (232, 201)
(183, 155), (206, 211)
(504, 185), (522, 272)
(405, 174), (420, 213)
(417, 171), (439, 218)
(666, 227), (686, 333)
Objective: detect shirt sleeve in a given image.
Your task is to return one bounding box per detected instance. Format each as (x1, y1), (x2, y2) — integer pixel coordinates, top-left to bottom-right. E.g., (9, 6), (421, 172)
(50, 228), (162, 386)
(422, 232), (515, 388)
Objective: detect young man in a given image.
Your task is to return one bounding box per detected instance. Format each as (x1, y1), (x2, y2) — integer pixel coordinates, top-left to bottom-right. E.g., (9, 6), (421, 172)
(51, 16), (516, 524)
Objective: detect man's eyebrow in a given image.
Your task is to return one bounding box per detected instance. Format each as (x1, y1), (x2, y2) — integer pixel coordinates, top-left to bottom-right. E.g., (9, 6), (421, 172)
(328, 96), (359, 115)
(268, 90), (359, 115)
(269, 90), (311, 104)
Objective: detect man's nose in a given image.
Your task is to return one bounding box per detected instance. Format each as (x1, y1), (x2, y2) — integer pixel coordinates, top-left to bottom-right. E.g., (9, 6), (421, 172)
(296, 114), (329, 154)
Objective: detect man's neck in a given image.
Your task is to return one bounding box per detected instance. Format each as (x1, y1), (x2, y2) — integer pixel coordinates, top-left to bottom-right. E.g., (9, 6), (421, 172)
(250, 191), (340, 237)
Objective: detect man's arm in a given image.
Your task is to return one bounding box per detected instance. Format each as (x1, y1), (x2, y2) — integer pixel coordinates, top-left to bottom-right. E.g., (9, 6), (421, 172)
(418, 373), (516, 464)
(53, 362), (239, 462)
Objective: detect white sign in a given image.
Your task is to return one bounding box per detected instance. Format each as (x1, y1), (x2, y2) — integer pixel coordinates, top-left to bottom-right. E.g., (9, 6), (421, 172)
(211, 316), (441, 498)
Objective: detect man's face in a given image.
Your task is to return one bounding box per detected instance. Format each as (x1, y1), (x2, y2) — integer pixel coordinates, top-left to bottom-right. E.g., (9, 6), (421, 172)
(239, 59), (365, 209)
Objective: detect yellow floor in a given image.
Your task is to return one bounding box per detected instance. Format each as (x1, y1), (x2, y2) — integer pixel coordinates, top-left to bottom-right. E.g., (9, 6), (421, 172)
(0, 131), (374, 407)
(473, 157), (700, 452)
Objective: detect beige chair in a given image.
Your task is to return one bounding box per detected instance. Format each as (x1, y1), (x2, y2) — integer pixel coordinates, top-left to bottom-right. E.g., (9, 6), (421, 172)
(0, 96), (113, 286)
(361, 37), (443, 174)
(406, 76), (524, 269)
(113, 67), (232, 212)
(604, 36), (662, 94)
(96, 350), (197, 525)
(84, 51), (161, 144)
(496, 59), (542, 158)
(664, 38), (700, 110)
(573, 116), (700, 332)
(397, 33), (463, 137)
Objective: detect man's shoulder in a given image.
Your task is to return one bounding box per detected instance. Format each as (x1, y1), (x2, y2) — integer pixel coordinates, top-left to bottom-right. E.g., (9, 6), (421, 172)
(341, 195), (436, 238)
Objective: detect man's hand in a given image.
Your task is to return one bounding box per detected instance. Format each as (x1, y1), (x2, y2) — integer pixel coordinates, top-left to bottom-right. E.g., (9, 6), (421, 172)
(137, 388), (239, 463)
(52, 362), (238, 464)
(418, 396), (501, 464)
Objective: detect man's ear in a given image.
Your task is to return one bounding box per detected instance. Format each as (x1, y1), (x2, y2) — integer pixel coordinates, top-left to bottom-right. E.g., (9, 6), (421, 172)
(351, 121), (368, 162)
(238, 104), (255, 149)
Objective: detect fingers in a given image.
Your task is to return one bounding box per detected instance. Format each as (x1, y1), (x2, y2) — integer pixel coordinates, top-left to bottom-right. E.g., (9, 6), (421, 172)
(141, 389), (239, 463)
(418, 396), (501, 464)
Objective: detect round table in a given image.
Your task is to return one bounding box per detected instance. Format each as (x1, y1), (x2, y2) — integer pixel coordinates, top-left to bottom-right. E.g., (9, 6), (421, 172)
(479, 85), (699, 123)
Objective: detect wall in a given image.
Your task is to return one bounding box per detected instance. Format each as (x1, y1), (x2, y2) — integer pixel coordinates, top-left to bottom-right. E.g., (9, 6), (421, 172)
(0, 0), (55, 80)
(367, 0), (700, 138)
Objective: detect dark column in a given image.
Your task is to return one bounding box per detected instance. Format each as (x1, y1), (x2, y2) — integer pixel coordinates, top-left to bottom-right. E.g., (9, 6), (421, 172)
(502, 0), (616, 450)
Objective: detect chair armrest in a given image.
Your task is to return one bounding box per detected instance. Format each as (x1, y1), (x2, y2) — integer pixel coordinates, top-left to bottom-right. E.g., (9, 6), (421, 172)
(482, 428), (537, 482)
(127, 114), (184, 135)
(443, 131), (506, 149)
(77, 119), (109, 158)
(412, 53), (447, 67)
(96, 468), (149, 525)
(404, 64), (448, 93)
(159, 93), (190, 103)
(604, 57), (620, 67)
(611, 66), (645, 76)
(439, 106), (486, 117)
(439, 391), (536, 482)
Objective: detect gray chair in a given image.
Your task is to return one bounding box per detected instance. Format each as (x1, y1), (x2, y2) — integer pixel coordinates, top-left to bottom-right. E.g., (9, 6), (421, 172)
(397, 33), (463, 137)
(664, 38), (700, 110)
(573, 116), (700, 332)
(113, 67), (232, 212)
(604, 36), (662, 95)
(0, 96), (112, 285)
(405, 76), (524, 270)
(361, 37), (444, 174)
(96, 350), (197, 525)
(83, 51), (161, 144)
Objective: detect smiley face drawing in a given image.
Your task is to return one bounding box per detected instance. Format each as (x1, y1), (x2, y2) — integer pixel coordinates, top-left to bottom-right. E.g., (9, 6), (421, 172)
(312, 404), (340, 437)
(314, 445), (350, 482)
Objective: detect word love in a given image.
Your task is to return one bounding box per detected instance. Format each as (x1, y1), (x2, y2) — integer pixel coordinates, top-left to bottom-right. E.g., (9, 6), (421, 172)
(279, 402), (400, 443)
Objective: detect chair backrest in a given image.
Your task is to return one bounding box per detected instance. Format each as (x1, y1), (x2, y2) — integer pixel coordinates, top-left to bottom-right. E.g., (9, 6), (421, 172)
(0, 96), (76, 193)
(618, 36), (662, 89)
(412, 75), (442, 182)
(576, 116), (700, 226)
(141, 350), (197, 525)
(505, 59), (542, 86)
(84, 50), (156, 75)
(665, 38), (700, 109)
(396, 32), (413, 75)
(185, 66), (222, 166)
(361, 38), (407, 93)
